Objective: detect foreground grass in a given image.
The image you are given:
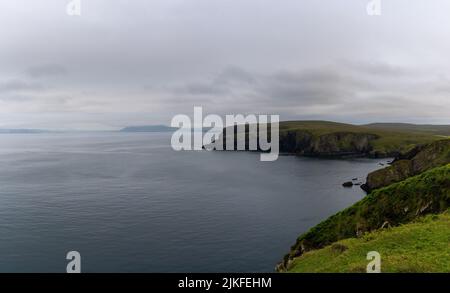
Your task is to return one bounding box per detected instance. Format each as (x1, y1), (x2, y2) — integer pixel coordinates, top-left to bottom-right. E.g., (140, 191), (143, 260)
(288, 211), (450, 273)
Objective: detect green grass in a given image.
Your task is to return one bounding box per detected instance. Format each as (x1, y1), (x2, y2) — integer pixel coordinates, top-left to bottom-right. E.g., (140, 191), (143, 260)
(278, 121), (444, 155)
(368, 131), (436, 155)
(364, 123), (450, 136)
(288, 211), (450, 273)
(279, 121), (365, 135)
(222, 121), (447, 156)
(283, 164), (450, 267)
(364, 139), (450, 191)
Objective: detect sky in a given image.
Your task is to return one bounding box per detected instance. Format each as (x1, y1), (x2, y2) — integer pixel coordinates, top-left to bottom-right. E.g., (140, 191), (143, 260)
(1, 0), (450, 130)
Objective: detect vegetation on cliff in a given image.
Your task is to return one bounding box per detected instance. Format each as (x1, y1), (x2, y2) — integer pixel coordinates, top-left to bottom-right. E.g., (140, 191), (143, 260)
(217, 121), (445, 157)
(363, 139), (450, 192)
(214, 121), (450, 272)
(278, 163), (450, 271)
(288, 210), (450, 273)
(279, 121), (447, 157)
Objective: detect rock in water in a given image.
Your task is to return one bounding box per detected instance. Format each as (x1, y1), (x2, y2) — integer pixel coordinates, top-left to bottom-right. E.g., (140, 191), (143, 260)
(342, 181), (353, 187)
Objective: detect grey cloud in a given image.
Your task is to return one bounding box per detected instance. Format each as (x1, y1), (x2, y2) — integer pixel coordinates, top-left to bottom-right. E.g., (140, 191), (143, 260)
(1, 0), (450, 129)
(26, 64), (67, 78)
(173, 82), (231, 96)
(158, 61), (450, 124)
(259, 70), (352, 106)
(0, 79), (46, 93)
(213, 66), (256, 85)
(169, 66), (255, 96)
(343, 61), (408, 76)
(0, 94), (33, 102)
(169, 67), (367, 108)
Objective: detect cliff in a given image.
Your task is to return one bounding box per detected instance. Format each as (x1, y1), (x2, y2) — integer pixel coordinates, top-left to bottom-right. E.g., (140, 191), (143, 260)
(212, 121), (443, 158)
(279, 130), (378, 157)
(362, 139), (450, 192)
(277, 163), (450, 272)
(287, 211), (450, 272)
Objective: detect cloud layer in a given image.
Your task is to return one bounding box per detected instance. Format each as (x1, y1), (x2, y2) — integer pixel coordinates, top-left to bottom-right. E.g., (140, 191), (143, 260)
(1, 0), (450, 129)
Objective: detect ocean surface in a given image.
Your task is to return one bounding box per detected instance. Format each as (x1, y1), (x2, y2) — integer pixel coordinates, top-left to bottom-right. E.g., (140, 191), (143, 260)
(0, 132), (388, 272)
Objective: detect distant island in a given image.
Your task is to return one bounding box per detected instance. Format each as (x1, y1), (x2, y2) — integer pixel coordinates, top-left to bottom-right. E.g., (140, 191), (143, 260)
(119, 125), (177, 132)
(120, 125), (212, 133)
(0, 129), (48, 134)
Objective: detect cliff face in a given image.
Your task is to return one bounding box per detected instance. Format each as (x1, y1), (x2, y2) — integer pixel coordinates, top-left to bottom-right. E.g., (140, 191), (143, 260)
(274, 130), (379, 156)
(277, 139), (450, 272)
(362, 139), (450, 192)
(287, 211), (450, 273)
(277, 163), (450, 272)
(211, 121), (444, 157)
(302, 132), (378, 156)
(216, 129), (380, 157)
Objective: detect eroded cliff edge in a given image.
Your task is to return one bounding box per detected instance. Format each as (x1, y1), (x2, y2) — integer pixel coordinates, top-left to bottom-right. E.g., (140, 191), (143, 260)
(276, 139), (450, 272)
(210, 121), (442, 158)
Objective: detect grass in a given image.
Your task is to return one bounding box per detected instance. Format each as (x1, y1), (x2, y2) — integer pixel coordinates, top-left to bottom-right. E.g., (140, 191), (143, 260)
(283, 164), (450, 266)
(278, 121), (443, 155)
(364, 123), (450, 136)
(364, 139), (450, 191)
(274, 129), (450, 273)
(288, 210), (450, 273)
(221, 121), (447, 156)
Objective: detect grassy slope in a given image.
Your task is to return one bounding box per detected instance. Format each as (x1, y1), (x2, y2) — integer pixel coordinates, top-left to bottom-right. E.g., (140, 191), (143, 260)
(278, 121), (443, 155)
(365, 123), (450, 136)
(363, 139), (450, 191)
(282, 164), (450, 269)
(276, 127), (450, 273)
(288, 211), (450, 273)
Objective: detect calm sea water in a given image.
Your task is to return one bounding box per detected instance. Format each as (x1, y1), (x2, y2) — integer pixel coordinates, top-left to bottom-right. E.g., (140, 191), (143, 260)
(0, 132), (387, 272)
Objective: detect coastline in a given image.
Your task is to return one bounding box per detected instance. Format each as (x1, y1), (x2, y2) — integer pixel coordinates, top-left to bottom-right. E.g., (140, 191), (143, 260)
(276, 139), (450, 272)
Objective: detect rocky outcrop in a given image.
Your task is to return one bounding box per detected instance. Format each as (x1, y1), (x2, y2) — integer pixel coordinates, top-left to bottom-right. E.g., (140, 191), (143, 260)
(307, 132), (378, 156)
(279, 131), (379, 156)
(278, 130), (314, 153)
(342, 181), (354, 187)
(277, 163), (450, 272)
(362, 139), (450, 192)
(213, 127), (380, 157)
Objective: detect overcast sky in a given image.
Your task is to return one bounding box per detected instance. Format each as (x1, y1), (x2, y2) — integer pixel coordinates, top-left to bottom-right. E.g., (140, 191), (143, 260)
(1, 0), (450, 130)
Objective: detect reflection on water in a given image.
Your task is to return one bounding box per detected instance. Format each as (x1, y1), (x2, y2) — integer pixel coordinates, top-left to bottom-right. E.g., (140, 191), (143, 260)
(0, 132), (387, 272)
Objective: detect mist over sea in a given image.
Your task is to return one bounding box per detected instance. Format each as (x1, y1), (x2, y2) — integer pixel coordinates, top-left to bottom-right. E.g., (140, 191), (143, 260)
(0, 132), (386, 272)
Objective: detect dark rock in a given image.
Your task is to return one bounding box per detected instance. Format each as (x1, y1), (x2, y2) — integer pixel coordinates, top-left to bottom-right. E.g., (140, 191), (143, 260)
(360, 183), (370, 192)
(342, 181), (353, 187)
(308, 132), (378, 156)
(279, 163), (450, 271)
(217, 126), (380, 157)
(362, 139), (450, 192)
